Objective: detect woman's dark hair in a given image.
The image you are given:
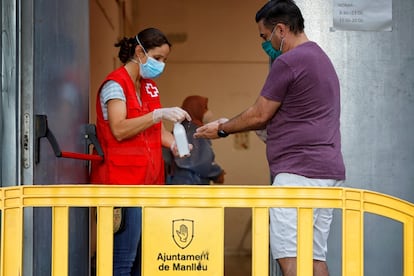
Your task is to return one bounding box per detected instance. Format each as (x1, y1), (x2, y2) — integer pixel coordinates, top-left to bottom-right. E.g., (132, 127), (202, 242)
(115, 27), (172, 64)
(255, 0), (304, 34)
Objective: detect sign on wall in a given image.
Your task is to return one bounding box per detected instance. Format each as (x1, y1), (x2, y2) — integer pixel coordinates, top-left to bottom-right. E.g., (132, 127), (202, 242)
(142, 207), (224, 275)
(333, 0), (392, 31)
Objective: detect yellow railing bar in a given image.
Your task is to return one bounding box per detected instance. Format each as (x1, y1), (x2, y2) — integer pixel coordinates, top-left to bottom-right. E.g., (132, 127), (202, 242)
(404, 218), (414, 275)
(0, 185), (413, 276)
(343, 208), (363, 275)
(252, 207), (269, 276)
(52, 206), (69, 275)
(96, 206), (113, 276)
(1, 188), (23, 276)
(297, 208), (313, 275)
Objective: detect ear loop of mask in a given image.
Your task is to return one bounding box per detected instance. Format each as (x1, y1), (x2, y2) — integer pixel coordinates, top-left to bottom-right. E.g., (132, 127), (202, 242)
(134, 35), (147, 64)
(269, 26), (276, 41)
(279, 37), (285, 52)
(273, 25), (285, 53)
(271, 24), (285, 53)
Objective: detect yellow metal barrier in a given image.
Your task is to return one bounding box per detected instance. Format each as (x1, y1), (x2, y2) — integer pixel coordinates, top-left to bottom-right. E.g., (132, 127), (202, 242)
(1, 185), (413, 275)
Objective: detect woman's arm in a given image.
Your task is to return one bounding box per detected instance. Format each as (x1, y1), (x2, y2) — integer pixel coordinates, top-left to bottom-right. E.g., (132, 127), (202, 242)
(161, 123), (175, 149)
(107, 99), (156, 141)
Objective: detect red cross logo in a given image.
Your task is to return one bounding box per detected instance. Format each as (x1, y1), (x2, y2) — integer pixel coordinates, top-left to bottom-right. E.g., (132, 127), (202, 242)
(145, 83), (159, 98)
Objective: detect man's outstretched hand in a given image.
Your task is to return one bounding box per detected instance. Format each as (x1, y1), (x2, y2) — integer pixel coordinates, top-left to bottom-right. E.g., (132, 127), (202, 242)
(194, 118), (229, 139)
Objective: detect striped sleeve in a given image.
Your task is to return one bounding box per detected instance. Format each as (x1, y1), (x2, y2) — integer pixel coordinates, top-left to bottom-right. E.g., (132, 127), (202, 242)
(100, 80), (126, 120)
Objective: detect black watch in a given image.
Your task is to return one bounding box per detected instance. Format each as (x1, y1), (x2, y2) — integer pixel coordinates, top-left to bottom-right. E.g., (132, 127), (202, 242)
(217, 129), (229, 138)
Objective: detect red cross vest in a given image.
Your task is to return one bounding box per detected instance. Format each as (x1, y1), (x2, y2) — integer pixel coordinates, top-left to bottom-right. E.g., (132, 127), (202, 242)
(90, 66), (164, 185)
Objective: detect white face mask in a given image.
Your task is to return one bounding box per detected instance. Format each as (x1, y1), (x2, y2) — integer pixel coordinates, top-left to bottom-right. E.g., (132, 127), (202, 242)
(202, 110), (214, 124)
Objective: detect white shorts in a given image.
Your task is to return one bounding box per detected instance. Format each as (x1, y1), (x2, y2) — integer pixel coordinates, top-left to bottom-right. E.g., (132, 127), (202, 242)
(269, 173), (343, 261)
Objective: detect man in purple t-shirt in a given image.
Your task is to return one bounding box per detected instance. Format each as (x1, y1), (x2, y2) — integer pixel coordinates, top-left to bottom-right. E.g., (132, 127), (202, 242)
(194, 1), (345, 275)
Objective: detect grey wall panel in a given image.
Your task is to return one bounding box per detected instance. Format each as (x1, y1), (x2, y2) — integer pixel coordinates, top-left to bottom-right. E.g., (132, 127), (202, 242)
(297, 0), (414, 275)
(34, 0), (90, 184)
(1, 0), (20, 187)
(299, 0), (414, 202)
(28, 0), (90, 275)
(4, 0), (91, 273)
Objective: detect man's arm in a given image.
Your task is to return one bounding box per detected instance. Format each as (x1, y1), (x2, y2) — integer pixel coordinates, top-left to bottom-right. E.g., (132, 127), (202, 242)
(194, 95), (281, 139)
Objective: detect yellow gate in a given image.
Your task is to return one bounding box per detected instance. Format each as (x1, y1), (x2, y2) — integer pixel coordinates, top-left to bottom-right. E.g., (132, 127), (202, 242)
(1, 185), (413, 275)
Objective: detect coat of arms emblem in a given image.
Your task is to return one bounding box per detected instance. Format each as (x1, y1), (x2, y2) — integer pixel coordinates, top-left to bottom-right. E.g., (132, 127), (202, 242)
(172, 219), (194, 249)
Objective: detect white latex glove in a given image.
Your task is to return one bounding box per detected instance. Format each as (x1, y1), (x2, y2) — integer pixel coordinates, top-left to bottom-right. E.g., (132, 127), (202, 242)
(153, 107), (191, 123)
(170, 141), (193, 157)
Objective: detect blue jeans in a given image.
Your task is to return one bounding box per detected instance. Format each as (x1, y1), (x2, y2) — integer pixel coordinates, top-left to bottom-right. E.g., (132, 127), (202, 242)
(113, 207), (142, 276)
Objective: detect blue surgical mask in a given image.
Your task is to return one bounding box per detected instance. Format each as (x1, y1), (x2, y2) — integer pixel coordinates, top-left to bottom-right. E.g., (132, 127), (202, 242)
(138, 56), (165, 79)
(135, 35), (165, 79)
(261, 27), (283, 60)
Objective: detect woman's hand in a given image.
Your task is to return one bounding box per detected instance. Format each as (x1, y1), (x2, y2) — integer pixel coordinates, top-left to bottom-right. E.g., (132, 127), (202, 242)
(153, 107), (191, 123)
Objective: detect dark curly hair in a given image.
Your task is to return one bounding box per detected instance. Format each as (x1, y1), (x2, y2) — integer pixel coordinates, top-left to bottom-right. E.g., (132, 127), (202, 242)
(114, 28), (172, 64)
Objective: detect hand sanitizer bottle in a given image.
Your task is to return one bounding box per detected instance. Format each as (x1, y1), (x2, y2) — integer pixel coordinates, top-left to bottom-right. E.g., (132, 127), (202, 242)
(173, 122), (190, 157)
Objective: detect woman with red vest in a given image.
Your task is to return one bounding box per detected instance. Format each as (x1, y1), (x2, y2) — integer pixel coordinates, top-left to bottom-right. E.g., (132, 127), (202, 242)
(90, 28), (191, 276)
